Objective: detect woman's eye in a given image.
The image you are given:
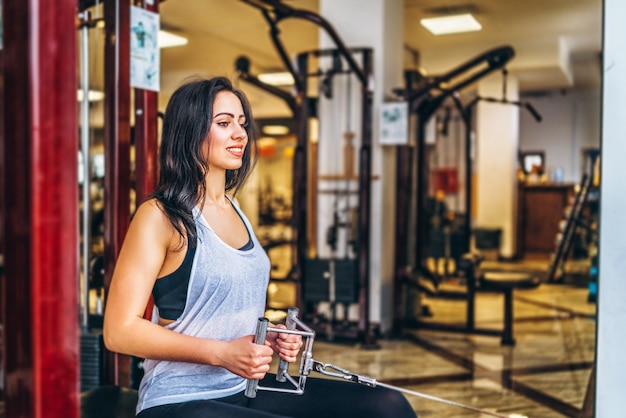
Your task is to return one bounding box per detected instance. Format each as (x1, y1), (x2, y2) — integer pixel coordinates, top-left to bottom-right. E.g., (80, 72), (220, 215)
(217, 121), (229, 127)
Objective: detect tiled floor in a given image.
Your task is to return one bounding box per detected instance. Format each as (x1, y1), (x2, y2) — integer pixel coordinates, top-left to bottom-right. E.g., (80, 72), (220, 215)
(0, 260), (595, 418)
(273, 259), (597, 418)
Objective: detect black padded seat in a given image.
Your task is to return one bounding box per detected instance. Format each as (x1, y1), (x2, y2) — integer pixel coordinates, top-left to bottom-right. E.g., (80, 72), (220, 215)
(481, 271), (541, 345)
(80, 385), (138, 418)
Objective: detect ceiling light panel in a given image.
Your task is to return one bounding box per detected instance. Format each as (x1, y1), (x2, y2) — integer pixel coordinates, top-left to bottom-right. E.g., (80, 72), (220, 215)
(258, 72), (295, 86)
(420, 13), (482, 36)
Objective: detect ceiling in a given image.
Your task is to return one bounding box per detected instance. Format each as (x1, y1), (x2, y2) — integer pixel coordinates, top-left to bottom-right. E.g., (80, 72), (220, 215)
(153, 0), (603, 118)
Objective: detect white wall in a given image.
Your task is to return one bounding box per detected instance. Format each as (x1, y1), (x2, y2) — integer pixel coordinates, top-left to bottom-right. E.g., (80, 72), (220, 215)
(519, 89), (601, 182)
(596, 0), (626, 414)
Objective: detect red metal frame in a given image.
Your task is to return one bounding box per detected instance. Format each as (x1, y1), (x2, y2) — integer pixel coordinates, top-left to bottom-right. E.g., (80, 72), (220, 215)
(134, 0), (160, 320)
(103, 0), (132, 387)
(134, 0), (159, 205)
(2, 0), (79, 416)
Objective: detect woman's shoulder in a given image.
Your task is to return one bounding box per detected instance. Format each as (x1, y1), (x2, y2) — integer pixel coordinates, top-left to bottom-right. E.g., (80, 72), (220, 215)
(135, 197), (164, 217)
(132, 198), (174, 232)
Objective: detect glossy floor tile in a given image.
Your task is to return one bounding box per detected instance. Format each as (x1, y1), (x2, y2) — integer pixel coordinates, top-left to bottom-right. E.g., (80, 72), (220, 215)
(0, 261), (595, 418)
(276, 260), (597, 418)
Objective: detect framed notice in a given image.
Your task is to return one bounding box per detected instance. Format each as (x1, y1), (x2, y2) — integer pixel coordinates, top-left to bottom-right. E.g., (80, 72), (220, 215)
(379, 101), (409, 145)
(130, 6), (160, 91)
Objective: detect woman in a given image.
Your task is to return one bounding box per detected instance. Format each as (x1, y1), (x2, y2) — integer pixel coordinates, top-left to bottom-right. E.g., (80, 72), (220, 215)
(104, 77), (416, 418)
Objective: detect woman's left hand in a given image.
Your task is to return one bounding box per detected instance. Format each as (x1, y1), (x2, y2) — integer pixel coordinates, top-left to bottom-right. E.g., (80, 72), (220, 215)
(267, 324), (303, 363)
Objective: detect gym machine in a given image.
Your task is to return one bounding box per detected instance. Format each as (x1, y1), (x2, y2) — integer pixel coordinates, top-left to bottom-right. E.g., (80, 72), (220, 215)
(245, 308), (526, 418)
(392, 46), (515, 332)
(392, 47), (546, 344)
(242, 0), (377, 346)
(77, 0), (161, 389)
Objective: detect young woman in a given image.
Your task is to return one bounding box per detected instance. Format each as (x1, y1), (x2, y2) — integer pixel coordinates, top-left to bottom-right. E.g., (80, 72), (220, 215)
(103, 77), (417, 418)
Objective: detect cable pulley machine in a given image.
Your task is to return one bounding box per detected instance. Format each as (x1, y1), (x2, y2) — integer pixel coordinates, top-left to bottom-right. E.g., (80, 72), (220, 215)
(245, 308), (528, 418)
(240, 0), (377, 346)
(392, 46), (516, 332)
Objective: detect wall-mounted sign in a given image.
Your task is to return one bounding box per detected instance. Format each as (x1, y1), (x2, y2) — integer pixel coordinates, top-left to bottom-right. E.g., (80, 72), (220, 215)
(379, 101), (409, 145)
(130, 6), (160, 92)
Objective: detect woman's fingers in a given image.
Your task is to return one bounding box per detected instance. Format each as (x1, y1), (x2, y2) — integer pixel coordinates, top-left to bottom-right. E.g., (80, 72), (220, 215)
(224, 335), (275, 379)
(275, 332), (303, 362)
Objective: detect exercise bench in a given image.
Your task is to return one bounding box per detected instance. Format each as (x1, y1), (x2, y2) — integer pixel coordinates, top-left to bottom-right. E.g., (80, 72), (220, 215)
(413, 253), (540, 345)
(459, 253), (541, 345)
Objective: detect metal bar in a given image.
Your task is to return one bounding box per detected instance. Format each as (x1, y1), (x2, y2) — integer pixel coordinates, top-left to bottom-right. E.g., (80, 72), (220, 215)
(79, 10), (92, 332)
(241, 0), (368, 86)
(356, 49), (376, 347)
(103, 0), (132, 387)
(277, 307), (299, 382)
(279, 9), (367, 86)
(413, 116), (428, 289)
(376, 382), (510, 418)
(392, 69), (421, 334)
(459, 99), (473, 257)
(237, 69), (296, 113)
(262, 10), (304, 94)
(2, 0), (80, 416)
(245, 318), (270, 398)
(292, 52), (310, 313)
(407, 46), (515, 104)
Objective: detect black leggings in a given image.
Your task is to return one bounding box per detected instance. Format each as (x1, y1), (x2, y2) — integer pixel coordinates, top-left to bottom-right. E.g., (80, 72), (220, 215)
(136, 374), (417, 418)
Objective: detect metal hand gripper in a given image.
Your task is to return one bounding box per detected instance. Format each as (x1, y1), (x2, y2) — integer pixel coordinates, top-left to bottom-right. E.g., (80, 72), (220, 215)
(245, 307), (526, 418)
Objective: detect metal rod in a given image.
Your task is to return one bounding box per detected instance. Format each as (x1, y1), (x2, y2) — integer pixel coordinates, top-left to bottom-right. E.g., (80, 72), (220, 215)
(245, 317), (270, 398)
(240, 0), (368, 87)
(375, 382), (512, 418)
(79, 10), (91, 331)
(276, 307), (299, 382)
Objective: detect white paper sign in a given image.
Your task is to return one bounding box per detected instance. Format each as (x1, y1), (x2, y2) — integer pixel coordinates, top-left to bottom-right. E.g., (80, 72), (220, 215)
(130, 6), (160, 92)
(379, 101), (409, 145)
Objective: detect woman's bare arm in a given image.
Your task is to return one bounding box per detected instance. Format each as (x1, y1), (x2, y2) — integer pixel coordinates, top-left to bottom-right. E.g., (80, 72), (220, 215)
(103, 199), (273, 379)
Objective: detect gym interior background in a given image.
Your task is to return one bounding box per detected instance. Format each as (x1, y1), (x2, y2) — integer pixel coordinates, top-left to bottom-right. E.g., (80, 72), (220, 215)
(3, 0), (626, 417)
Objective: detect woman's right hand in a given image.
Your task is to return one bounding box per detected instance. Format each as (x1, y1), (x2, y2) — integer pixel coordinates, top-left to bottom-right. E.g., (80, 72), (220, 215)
(216, 335), (275, 380)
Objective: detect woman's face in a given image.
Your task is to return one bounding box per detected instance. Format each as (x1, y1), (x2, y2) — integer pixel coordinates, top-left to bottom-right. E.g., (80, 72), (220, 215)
(207, 91), (248, 172)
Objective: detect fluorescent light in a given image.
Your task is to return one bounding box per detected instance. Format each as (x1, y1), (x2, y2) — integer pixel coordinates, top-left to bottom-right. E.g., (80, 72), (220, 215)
(258, 71), (294, 86)
(262, 125), (290, 135)
(158, 30), (188, 49)
(420, 13), (482, 36)
(77, 89), (105, 102)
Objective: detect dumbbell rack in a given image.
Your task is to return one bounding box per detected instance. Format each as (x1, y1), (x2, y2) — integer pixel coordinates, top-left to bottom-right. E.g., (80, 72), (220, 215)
(547, 173), (592, 282)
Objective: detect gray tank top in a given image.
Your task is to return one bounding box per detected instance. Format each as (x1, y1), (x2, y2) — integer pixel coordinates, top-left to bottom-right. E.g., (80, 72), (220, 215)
(137, 199), (270, 413)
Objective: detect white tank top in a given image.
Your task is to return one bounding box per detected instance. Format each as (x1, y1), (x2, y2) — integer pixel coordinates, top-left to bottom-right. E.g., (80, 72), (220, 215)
(137, 200), (271, 413)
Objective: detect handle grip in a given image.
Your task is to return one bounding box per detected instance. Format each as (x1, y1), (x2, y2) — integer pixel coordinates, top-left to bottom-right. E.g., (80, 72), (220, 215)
(276, 307), (299, 382)
(245, 317), (269, 398)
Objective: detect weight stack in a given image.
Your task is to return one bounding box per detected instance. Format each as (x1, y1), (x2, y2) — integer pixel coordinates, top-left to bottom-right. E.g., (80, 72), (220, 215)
(80, 330), (104, 392)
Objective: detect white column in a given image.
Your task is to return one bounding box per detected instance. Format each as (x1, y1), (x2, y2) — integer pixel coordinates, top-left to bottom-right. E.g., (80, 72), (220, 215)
(596, 0), (626, 414)
(475, 73), (520, 258)
(318, 0), (404, 333)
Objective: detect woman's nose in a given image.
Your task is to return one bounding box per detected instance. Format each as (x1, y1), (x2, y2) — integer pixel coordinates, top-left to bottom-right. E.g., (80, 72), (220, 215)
(234, 124), (247, 139)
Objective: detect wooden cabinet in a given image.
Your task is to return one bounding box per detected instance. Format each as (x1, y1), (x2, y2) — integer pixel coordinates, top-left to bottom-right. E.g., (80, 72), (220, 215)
(516, 184), (574, 258)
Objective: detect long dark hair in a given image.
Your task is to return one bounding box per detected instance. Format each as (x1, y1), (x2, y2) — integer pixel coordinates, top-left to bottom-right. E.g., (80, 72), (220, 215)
(151, 77), (258, 246)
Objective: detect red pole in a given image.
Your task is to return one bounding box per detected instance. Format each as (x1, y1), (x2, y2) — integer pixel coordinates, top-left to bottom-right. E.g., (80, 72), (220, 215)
(134, 0), (160, 320)
(2, 0), (79, 416)
(134, 0), (159, 205)
(103, 0), (132, 387)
